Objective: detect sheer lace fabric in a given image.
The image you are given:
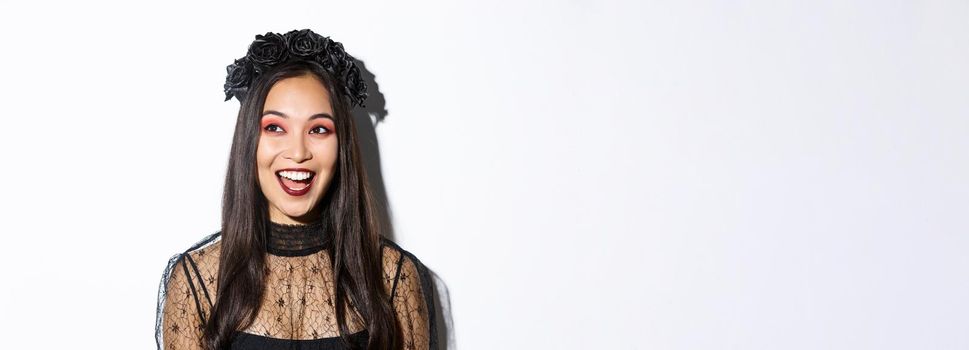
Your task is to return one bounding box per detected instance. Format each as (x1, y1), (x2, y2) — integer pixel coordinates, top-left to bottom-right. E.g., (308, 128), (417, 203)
(155, 220), (434, 350)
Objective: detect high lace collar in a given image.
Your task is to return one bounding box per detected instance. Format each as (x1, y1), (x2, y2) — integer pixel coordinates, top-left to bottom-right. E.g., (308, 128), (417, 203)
(267, 217), (329, 257)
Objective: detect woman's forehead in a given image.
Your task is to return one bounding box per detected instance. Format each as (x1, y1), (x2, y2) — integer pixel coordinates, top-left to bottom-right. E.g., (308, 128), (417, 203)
(263, 75), (333, 119)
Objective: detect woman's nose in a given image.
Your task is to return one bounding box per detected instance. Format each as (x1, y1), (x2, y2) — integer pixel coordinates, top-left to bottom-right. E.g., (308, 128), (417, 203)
(284, 134), (312, 162)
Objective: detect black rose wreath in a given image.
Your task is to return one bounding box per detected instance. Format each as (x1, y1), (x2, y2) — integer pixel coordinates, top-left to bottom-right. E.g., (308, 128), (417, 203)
(223, 29), (368, 108)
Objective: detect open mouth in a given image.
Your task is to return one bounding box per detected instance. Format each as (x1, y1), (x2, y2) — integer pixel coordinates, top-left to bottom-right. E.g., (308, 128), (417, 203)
(276, 169), (316, 196)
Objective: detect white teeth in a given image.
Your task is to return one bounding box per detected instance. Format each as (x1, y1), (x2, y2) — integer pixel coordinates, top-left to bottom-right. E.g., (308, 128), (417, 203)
(278, 170), (313, 181)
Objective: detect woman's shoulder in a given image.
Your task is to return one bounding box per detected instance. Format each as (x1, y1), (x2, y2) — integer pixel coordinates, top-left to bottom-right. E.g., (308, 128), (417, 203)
(158, 231), (223, 293)
(377, 237), (437, 348)
(379, 237), (427, 271)
(174, 231), (223, 268)
(155, 231), (223, 347)
(378, 237), (431, 297)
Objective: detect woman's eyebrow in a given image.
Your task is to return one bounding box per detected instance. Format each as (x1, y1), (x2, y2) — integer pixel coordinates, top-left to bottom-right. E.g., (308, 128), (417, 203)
(262, 110), (333, 120)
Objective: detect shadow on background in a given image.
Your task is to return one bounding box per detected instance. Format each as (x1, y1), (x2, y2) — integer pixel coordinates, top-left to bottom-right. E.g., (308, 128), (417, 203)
(351, 58), (456, 349)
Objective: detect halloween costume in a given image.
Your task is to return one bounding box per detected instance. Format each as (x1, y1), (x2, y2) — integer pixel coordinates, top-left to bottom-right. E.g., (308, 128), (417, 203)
(154, 29), (435, 350)
(156, 220), (434, 349)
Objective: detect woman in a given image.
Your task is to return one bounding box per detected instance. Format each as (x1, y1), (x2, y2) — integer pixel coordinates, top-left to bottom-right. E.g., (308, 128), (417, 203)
(154, 29), (435, 350)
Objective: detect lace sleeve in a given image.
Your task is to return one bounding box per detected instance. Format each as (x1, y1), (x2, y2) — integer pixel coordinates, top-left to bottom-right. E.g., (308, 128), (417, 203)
(390, 253), (433, 350)
(156, 253), (206, 350)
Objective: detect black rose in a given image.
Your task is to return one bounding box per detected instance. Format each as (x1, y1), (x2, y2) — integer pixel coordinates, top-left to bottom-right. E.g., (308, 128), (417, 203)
(309, 37), (335, 70)
(224, 57), (254, 101)
(342, 53), (357, 72)
(327, 41), (347, 72)
(285, 29), (327, 57)
(313, 52), (333, 70)
(247, 32), (289, 73)
(343, 64), (368, 107)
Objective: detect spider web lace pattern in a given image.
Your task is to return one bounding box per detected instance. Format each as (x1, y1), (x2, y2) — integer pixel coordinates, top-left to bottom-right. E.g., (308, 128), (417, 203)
(155, 233), (437, 350)
(155, 231), (221, 350)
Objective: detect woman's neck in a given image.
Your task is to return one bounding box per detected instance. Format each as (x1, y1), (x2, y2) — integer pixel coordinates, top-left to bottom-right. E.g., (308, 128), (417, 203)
(266, 215), (328, 257)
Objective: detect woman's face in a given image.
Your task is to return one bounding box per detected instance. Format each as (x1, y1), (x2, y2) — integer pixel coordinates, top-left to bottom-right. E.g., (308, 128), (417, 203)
(256, 73), (339, 224)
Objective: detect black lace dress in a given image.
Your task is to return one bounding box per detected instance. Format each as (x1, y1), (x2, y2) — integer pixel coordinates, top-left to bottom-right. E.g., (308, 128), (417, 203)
(154, 219), (435, 350)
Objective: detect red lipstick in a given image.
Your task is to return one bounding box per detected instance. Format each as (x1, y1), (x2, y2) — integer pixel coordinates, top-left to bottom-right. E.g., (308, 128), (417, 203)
(275, 168), (316, 197)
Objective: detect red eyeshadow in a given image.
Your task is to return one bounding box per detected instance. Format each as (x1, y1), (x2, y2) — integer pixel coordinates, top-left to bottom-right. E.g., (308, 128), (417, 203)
(261, 117), (283, 129)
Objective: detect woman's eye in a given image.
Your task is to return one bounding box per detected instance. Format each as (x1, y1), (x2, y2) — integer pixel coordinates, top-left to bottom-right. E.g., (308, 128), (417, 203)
(310, 126), (330, 134)
(264, 124), (284, 133)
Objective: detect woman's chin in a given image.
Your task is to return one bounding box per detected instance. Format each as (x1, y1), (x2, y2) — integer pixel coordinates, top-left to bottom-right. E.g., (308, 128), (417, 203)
(271, 200), (321, 221)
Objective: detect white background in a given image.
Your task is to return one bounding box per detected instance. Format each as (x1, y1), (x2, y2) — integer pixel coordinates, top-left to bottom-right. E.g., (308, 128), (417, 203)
(0, 0), (967, 349)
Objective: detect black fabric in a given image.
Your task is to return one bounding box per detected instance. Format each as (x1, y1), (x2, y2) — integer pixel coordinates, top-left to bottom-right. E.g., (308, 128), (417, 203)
(155, 219), (436, 350)
(231, 329), (369, 350)
(266, 218), (329, 256)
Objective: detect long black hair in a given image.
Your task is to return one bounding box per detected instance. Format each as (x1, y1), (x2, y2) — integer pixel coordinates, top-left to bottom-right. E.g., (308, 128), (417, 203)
(203, 59), (398, 350)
